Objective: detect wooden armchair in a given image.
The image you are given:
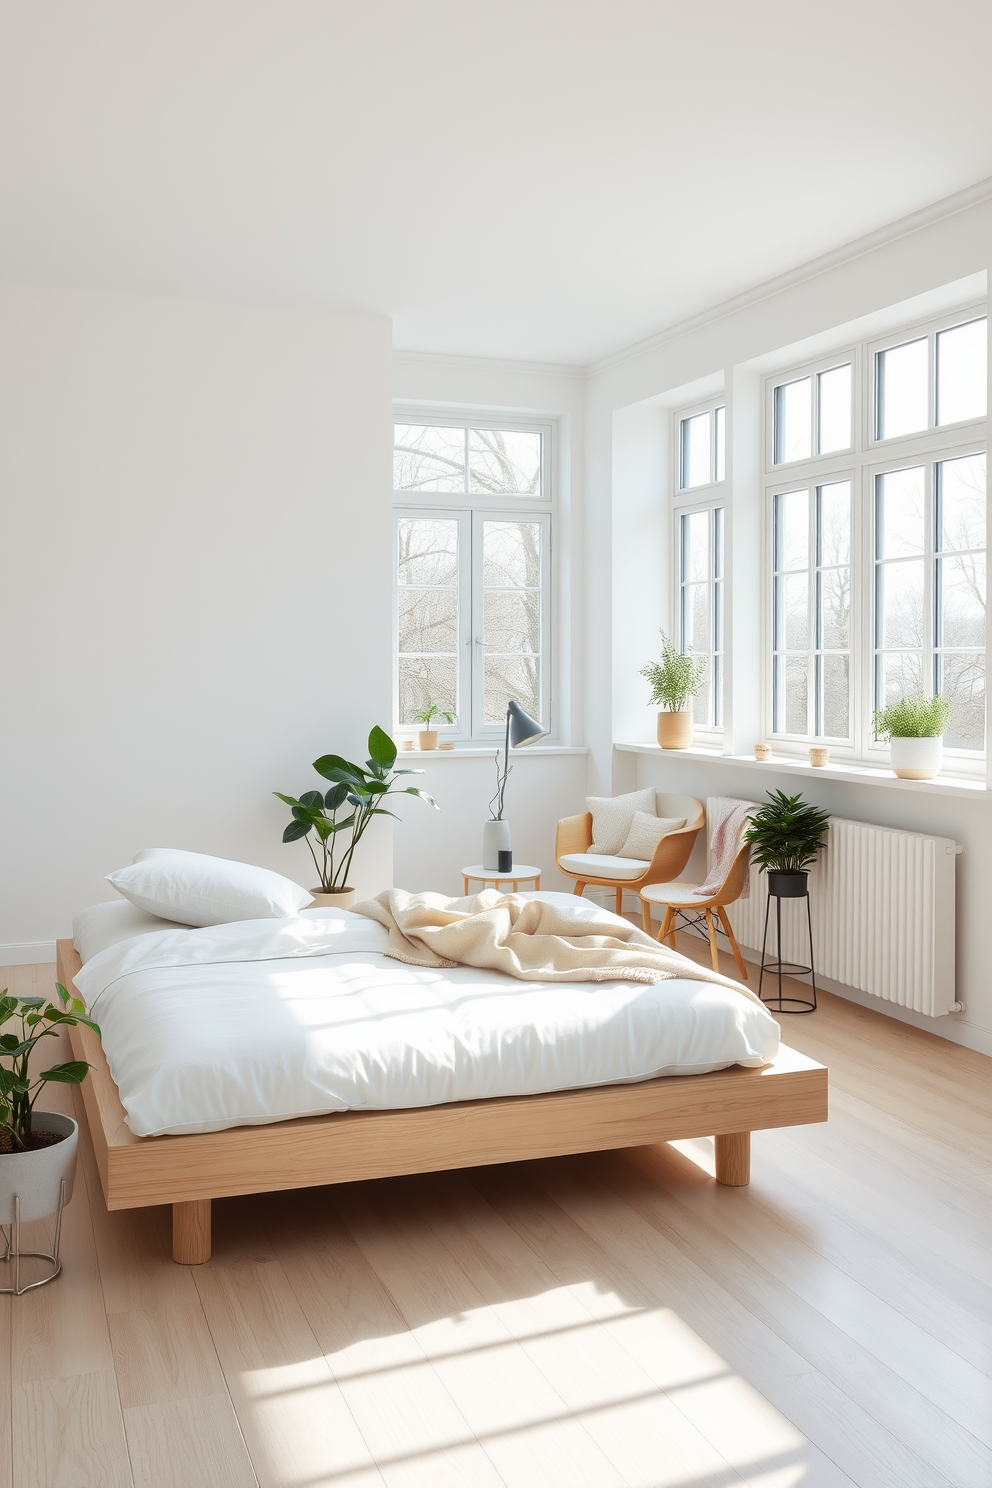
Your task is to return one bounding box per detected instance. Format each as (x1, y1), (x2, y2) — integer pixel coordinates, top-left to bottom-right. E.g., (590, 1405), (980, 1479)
(555, 793), (705, 914)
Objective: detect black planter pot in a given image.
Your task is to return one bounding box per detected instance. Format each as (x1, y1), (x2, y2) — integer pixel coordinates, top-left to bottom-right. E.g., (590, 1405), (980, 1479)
(767, 871), (808, 899)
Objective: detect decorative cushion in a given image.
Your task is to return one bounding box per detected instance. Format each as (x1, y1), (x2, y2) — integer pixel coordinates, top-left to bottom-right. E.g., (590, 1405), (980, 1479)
(586, 787), (656, 855)
(559, 852), (652, 881)
(618, 811), (686, 860)
(107, 848), (313, 927)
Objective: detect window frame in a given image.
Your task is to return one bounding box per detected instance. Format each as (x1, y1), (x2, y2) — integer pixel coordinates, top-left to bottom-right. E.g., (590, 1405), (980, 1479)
(393, 410), (556, 743)
(762, 310), (987, 773)
(676, 399), (726, 492)
(672, 398), (727, 736)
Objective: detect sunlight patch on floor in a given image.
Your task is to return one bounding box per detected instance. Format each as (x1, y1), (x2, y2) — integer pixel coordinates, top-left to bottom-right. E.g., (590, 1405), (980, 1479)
(668, 1135), (717, 1175)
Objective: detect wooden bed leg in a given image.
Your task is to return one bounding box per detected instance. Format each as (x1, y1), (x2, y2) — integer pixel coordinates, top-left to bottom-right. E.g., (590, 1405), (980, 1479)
(173, 1199), (211, 1264)
(714, 1132), (750, 1186)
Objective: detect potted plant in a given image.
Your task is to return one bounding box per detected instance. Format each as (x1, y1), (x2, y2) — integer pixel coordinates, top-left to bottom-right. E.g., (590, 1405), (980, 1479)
(410, 702), (455, 750)
(0, 982), (98, 1281)
(873, 694), (953, 780)
(743, 789), (831, 898)
(276, 725), (438, 909)
(640, 631), (707, 749)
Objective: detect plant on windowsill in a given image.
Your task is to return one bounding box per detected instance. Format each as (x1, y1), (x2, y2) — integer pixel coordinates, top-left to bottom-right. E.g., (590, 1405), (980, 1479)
(742, 789), (831, 899)
(640, 630), (707, 750)
(872, 694), (953, 780)
(0, 983), (99, 1247)
(275, 725), (439, 910)
(410, 702), (455, 751)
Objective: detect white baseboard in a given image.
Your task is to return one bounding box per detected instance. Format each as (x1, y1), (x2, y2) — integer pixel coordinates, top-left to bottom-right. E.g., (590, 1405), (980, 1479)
(0, 941), (57, 967)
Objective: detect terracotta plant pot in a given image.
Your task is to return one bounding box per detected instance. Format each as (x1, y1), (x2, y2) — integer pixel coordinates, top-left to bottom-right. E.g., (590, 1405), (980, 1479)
(309, 887), (357, 911)
(889, 735), (942, 780)
(657, 711), (693, 750)
(418, 730), (438, 750)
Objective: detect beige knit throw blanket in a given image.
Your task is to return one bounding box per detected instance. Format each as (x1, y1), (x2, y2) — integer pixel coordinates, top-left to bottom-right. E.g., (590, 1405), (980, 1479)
(353, 889), (761, 1004)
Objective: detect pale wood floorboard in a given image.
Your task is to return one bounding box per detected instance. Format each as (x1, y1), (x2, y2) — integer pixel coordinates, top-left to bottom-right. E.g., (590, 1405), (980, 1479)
(0, 950), (990, 1487)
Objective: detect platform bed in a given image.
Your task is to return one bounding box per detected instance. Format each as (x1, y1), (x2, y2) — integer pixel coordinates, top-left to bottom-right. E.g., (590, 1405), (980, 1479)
(57, 938), (828, 1264)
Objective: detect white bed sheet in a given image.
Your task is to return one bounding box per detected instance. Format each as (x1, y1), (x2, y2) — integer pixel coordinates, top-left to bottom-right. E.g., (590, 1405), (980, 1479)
(71, 900), (780, 1138)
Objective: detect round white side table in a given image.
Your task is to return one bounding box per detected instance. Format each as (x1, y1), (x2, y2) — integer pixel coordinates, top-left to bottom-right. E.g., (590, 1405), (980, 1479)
(461, 864), (542, 895)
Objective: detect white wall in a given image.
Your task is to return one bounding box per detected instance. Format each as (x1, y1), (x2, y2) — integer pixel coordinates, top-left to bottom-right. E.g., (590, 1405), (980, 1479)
(584, 190), (992, 1053)
(0, 284), (393, 957)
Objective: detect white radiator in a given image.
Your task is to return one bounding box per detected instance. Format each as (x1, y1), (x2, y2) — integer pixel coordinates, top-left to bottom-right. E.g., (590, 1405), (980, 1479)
(705, 798), (962, 1018)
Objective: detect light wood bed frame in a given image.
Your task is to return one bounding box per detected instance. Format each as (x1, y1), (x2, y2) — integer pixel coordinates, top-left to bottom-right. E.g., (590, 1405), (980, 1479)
(57, 939), (827, 1264)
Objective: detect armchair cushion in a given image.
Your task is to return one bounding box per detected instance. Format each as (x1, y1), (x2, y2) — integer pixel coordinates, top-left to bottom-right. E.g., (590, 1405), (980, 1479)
(586, 787), (656, 854)
(559, 852), (651, 881)
(618, 812), (686, 860)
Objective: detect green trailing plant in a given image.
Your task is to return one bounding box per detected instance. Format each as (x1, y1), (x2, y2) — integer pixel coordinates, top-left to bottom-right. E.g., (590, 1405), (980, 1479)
(0, 984), (98, 1152)
(640, 630), (707, 712)
(411, 703), (455, 728)
(743, 790), (831, 876)
(872, 694), (953, 741)
(276, 725), (438, 890)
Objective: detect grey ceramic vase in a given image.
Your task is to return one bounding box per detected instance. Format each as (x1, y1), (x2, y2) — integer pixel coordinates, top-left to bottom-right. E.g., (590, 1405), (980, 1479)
(0, 1112), (78, 1224)
(482, 819), (511, 871)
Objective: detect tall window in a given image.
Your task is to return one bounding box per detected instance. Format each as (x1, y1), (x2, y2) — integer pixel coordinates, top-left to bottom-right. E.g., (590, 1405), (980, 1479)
(765, 308), (987, 766)
(394, 419), (552, 740)
(675, 400), (726, 730)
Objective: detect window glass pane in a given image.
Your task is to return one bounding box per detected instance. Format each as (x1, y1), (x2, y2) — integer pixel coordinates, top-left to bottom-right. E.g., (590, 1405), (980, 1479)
(876, 337), (928, 439)
(484, 655), (539, 725)
(693, 669), (712, 726)
(483, 590), (540, 653)
(938, 553), (986, 648)
(397, 517), (459, 586)
(715, 407), (726, 482)
(483, 521), (541, 588)
(394, 425), (466, 492)
(774, 378), (811, 464)
(397, 517), (459, 726)
(681, 413), (711, 488)
(818, 569), (850, 650)
(784, 655), (808, 733)
(820, 654), (850, 738)
(938, 453), (985, 552)
(468, 429), (542, 496)
(774, 489), (808, 570)
(879, 560), (925, 648)
(936, 318), (987, 427)
(880, 652), (926, 709)
(876, 467), (925, 558)
(776, 573), (808, 650)
(398, 657), (457, 725)
(683, 510), (710, 581)
(684, 582), (710, 651)
(714, 506), (724, 581)
(940, 652), (986, 750)
(817, 364), (852, 454)
(818, 480), (850, 567)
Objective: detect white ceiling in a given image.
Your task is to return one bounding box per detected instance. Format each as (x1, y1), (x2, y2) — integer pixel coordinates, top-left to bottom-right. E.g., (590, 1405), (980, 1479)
(2, 1), (991, 365)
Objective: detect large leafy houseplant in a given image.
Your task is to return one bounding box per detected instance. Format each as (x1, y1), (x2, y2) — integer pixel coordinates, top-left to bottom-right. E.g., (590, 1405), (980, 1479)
(640, 630), (707, 712)
(743, 790), (831, 877)
(0, 984), (97, 1153)
(276, 725), (438, 891)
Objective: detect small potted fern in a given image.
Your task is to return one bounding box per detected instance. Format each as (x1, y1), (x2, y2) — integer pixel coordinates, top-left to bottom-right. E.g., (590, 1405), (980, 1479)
(873, 694), (953, 780)
(640, 631), (707, 749)
(411, 702), (455, 750)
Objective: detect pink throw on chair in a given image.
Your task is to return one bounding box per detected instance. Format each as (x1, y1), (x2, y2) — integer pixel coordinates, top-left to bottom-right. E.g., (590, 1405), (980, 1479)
(695, 797), (756, 899)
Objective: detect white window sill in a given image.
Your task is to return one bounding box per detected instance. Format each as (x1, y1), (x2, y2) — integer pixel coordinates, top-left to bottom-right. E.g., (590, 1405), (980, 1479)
(614, 742), (988, 799)
(398, 745), (588, 758)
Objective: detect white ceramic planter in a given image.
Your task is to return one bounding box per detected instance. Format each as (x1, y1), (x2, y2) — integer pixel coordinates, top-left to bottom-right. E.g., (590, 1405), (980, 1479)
(482, 819), (511, 871)
(889, 735), (943, 780)
(657, 710), (694, 749)
(309, 887), (357, 911)
(0, 1112), (77, 1224)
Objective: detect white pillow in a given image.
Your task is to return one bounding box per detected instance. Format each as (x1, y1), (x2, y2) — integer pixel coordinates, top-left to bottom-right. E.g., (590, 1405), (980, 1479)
(617, 811), (686, 860)
(106, 849), (313, 927)
(586, 787), (657, 855)
(73, 899), (188, 963)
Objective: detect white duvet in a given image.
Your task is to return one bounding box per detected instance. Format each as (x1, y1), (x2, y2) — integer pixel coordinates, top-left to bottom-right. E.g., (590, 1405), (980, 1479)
(73, 903), (780, 1137)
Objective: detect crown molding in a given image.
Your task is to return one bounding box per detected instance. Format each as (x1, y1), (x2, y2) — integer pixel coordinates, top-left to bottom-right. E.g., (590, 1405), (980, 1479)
(589, 175), (992, 379)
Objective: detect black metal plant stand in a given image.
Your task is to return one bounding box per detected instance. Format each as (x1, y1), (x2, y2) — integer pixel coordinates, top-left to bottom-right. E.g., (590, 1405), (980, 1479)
(758, 872), (817, 1014)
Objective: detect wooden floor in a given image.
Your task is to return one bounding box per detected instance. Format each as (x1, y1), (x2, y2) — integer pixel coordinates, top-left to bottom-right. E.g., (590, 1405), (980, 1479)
(0, 950), (990, 1488)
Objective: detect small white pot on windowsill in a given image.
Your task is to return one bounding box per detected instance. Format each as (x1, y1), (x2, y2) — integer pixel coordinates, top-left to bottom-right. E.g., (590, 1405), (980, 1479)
(889, 735), (943, 780)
